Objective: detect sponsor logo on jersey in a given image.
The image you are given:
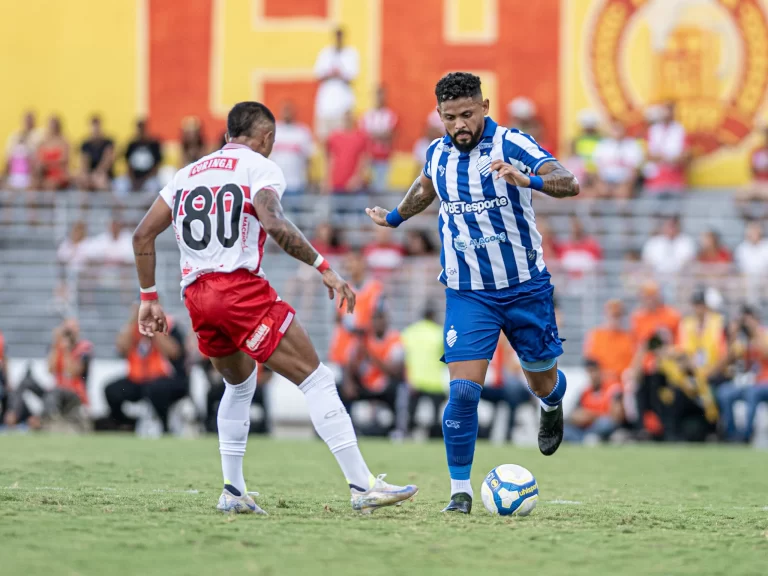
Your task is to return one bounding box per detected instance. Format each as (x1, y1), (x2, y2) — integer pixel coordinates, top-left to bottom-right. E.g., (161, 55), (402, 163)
(441, 196), (509, 215)
(245, 323), (270, 352)
(453, 233), (507, 252)
(189, 157), (239, 177)
(444, 420), (460, 429)
(477, 154), (493, 177)
(478, 142), (493, 150)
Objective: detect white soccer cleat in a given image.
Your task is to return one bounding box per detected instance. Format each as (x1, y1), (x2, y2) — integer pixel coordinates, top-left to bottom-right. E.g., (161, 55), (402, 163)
(350, 474), (418, 515)
(216, 487), (268, 515)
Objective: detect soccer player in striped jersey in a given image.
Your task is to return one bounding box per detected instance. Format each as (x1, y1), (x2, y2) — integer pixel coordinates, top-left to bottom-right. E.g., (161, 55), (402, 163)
(367, 73), (579, 514)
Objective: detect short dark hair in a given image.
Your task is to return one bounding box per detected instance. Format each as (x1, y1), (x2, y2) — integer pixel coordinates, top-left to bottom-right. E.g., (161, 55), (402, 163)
(435, 72), (482, 104)
(227, 102), (275, 138)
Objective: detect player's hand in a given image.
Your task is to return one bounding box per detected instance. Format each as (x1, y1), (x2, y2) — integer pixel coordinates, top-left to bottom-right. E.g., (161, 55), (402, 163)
(365, 206), (393, 228)
(321, 269), (356, 313)
(491, 160), (531, 188)
(137, 301), (168, 338)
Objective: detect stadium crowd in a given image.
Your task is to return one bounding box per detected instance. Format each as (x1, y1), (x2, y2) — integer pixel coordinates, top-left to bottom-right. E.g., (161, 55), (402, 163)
(2, 28), (768, 444)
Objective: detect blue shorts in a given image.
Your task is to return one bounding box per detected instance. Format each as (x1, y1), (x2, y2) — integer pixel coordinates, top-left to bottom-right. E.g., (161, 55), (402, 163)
(443, 269), (563, 366)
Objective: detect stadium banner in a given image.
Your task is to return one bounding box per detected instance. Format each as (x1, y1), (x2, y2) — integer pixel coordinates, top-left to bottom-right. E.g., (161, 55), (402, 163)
(562, 0), (768, 187)
(2, 0), (767, 187)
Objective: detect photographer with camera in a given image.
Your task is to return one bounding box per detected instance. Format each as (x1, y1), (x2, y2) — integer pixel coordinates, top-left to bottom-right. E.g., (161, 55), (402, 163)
(716, 305), (768, 442)
(4, 318), (92, 430)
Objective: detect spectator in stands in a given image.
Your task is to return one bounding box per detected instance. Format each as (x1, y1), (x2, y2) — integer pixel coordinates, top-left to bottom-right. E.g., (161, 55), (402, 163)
(326, 110), (368, 196)
(641, 215), (695, 275)
(364, 226), (405, 277)
(341, 305), (404, 435)
(593, 120), (644, 200)
(412, 111), (445, 179)
(104, 304), (187, 433)
(631, 281), (681, 349)
(361, 86), (398, 192)
(3, 111), (39, 191)
(734, 220), (768, 278)
(203, 359), (272, 435)
(507, 97), (551, 151)
(313, 27), (359, 141)
(271, 101), (314, 196)
(736, 125), (768, 217)
(57, 220), (89, 272)
(643, 102), (690, 197)
(717, 305), (768, 442)
(82, 216), (134, 267)
(696, 229), (731, 265)
(180, 116), (206, 167)
(557, 215), (602, 279)
(564, 359), (623, 443)
(401, 304), (446, 438)
(115, 119), (163, 196)
(76, 115), (114, 192)
(584, 299), (635, 382)
(404, 229), (437, 257)
(33, 115), (70, 191)
(329, 250), (383, 368)
(621, 248), (646, 294)
(565, 109), (601, 197)
(480, 337), (531, 441)
(311, 222), (348, 257)
(536, 215), (560, 268)
(4, 318), (92, 430)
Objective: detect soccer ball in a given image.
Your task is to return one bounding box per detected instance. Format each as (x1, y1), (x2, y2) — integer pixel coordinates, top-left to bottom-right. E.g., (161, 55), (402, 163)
(481, 464), (539, 516)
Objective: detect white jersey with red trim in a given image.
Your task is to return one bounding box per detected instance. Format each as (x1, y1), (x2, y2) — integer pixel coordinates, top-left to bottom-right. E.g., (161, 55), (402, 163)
(158, 143), (286, 290)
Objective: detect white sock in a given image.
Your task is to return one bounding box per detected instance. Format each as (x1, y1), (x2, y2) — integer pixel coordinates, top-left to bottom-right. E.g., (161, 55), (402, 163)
(451, 479), (473, 498)
(299, 363), (373, 490)
(217, 366), (257, 496)
(541, 401), (559, 412)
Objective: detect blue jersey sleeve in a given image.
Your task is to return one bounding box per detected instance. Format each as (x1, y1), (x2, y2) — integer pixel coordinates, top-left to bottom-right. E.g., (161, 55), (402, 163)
(503, 130), (556, 175)
(423, 138), (442, 179)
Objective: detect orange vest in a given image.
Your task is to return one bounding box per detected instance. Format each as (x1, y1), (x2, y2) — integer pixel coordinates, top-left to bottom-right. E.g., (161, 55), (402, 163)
(580, 381), (621, 416)
(127, 327), (172, 383)
(358, 330), (401, 392)
(584, 327), (635, 380)
(329, 279), (383, 364)
(54, 340), (92, 404)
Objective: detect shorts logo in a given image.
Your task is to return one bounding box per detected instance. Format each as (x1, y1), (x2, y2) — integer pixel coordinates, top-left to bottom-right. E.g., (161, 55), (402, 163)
(246, 323), (270, 352)
(446, 326), (458, 348)
(441, 196), (509, 215)
(477, 154), (492, 177)
(444, 420), (460, 429)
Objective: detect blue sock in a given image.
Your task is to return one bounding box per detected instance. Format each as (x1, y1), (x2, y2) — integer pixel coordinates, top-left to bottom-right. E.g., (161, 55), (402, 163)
(443, 379), (482, 482)
(530, 369), (567, 408)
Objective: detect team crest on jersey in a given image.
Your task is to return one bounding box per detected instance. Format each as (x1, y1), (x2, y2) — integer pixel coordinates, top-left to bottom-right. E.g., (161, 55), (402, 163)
(454, 238), (468, 252)
(527, 249), (537, 261)
(437, 165), (446, 177)
(476, 154), (493, 177)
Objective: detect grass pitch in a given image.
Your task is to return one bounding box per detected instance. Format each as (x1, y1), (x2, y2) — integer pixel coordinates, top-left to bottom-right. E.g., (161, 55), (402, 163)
(0, 435), (766, 576)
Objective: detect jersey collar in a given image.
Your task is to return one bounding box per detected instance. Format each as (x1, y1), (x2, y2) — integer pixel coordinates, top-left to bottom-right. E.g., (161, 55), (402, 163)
(222, 143), (251, 150)
(441, 116), (498, 152)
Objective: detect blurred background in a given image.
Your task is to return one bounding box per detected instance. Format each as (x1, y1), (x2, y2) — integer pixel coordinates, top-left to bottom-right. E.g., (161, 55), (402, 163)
(2, 0), (768, 447)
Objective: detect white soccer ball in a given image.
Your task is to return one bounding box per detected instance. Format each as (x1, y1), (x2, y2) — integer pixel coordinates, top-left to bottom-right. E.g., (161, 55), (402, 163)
(481, 464), (539, 517)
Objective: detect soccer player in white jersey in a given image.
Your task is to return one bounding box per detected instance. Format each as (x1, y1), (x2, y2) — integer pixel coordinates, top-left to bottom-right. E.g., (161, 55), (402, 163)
(132, 102), (417, 515)
(367, 73), (580, 514)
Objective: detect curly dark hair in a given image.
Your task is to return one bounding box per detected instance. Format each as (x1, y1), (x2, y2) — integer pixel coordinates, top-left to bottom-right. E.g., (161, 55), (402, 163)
(435, 72), (482, 104)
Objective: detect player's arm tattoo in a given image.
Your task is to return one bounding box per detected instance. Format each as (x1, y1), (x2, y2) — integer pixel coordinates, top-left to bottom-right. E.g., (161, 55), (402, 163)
(536, 161), (580, 199)
(254, 187), (319, 267)
(398, 176), (437, 219)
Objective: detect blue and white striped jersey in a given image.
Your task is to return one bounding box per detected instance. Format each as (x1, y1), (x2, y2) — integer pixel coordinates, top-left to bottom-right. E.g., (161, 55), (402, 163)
(424, 116), (554, 290)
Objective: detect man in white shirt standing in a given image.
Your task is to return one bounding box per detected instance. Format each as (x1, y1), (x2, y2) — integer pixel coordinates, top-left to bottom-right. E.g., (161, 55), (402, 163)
(593, 121), (644, 200)
(314, 28), (359, 142)
(271, 101), (314, 196)
(642, 215), (696, 275)
(735, 220), (768, 277)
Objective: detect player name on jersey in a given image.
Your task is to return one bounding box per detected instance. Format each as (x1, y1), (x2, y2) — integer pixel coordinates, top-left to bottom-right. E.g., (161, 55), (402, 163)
(189, 157), (239, 177)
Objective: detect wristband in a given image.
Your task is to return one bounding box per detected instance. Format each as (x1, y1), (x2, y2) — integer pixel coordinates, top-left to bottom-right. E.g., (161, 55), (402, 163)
(385, 208), (405, 228)
(313, 254), (331, 274)
(140, 286), (158, 301)
(528, 175), (544, 191)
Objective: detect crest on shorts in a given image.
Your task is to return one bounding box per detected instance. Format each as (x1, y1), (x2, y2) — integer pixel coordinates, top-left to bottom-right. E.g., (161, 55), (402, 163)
(446, 326), (458, 348)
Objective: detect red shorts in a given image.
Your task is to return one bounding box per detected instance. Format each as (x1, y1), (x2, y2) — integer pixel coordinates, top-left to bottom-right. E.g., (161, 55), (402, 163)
(184, 269), (295, 363)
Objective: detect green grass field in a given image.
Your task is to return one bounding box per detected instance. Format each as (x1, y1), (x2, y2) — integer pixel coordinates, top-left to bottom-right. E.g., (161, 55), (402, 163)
(0, 435), (766, 576)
